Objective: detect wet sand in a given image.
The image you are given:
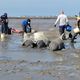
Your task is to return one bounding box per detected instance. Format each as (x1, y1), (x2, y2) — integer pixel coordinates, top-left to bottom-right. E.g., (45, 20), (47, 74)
(0, 18), (80, 80)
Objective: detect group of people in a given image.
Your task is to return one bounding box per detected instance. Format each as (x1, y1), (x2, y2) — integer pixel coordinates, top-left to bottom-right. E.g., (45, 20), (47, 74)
(0, 13), (27, 35)
(54, 10), (80, 42)
(0, 11), (80, 43)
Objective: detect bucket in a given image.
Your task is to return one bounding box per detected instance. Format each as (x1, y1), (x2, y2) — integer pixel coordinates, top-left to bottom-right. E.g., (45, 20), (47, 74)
(26, 27), (31, 33)
(1, 33), (5, 38)
(66, 25), (72, 32)
(73, 27), (80, 33)
(0, 33), (5, 41)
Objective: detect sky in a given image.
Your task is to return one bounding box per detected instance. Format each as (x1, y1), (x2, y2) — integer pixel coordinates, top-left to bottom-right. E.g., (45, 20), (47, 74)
(0, 0), (80, 17)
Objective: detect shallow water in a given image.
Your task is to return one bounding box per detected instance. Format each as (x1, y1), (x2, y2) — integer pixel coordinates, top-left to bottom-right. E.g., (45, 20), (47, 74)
(0, 18), (80, 80)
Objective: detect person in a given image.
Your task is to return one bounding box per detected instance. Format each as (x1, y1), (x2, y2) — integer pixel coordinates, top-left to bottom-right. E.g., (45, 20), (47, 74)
(21, 18), (31, 33)
(1, 13), (9, 34)
(11, 28), (23, 33)
(77, 15), (80, 28)
(7, 27), (23, 34)
(54, 10), (69, 40)
(71, 13), (80, 42)
(21, 18), (32, 46)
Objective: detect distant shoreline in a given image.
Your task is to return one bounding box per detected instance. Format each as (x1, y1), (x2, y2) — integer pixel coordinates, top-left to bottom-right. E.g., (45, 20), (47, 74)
(8, 16), (76, 20)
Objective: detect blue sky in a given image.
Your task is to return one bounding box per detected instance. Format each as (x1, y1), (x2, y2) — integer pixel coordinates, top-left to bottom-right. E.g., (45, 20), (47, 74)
(0, 0), (80, 16)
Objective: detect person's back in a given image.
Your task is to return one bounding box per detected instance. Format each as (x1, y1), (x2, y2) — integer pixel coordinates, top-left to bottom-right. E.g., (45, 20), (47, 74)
(1, 13), (8, 24)
(1, 15), (6, 24)
(58, 14), (68, 26)
(55, 11), (68, 26)
(22, 18), (31, 33)
(22, 20), (27, 27)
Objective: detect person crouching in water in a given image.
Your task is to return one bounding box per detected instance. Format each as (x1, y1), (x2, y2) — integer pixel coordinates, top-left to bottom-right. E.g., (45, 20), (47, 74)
(22, 18), (31, 33)
(21, 18), (32, 46)
(1, 13), (9, 34)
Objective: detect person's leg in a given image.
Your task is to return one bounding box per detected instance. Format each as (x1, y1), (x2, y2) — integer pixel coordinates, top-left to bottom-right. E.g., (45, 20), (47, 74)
(59, 26), (66, 40)
(69, 33), (73, 39)
(22, 26), (26, 32)
(1, 24), (4, 33)
(5, 24), (8, 34)
(1, 24), (5, 33)
(71, 33), (78, 42)
(3, 24), (7, 34)
(59, 27), (64, 35)
(29, 26), (32, 32)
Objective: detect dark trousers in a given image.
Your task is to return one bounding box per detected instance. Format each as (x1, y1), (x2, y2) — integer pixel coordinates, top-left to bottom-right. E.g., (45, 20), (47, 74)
(22, 26), (26, 32)
(1, 24), (8, 34)
(1, 23), (8, 34)
(59, 25), (66, 39)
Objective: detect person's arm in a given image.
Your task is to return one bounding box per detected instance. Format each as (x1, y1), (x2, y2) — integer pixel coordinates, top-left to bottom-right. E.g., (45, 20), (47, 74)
(5, 16), (9, 23)
(66, 16), (69, 25)
(55, 15), (60, 25)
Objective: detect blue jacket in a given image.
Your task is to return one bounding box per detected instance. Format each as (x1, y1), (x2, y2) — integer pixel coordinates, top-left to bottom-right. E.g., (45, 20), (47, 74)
(22, 20), (28, 27)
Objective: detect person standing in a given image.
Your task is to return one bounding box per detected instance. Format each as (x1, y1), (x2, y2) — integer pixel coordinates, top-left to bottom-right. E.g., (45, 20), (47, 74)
(77, 14), (80, 28)
(1, 13), (9, 34)
(71, 13), (80, 42)
(54, 10), (69, 39)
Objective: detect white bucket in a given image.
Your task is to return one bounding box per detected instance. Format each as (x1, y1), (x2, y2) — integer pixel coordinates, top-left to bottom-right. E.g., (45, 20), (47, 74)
(1, 33), (5, 38)
(73, 27), (80, 33)
(0, 33), (5, 41)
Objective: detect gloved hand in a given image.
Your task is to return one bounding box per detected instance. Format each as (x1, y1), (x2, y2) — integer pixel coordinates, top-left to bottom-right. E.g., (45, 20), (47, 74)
(54, 24), (56, 27)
